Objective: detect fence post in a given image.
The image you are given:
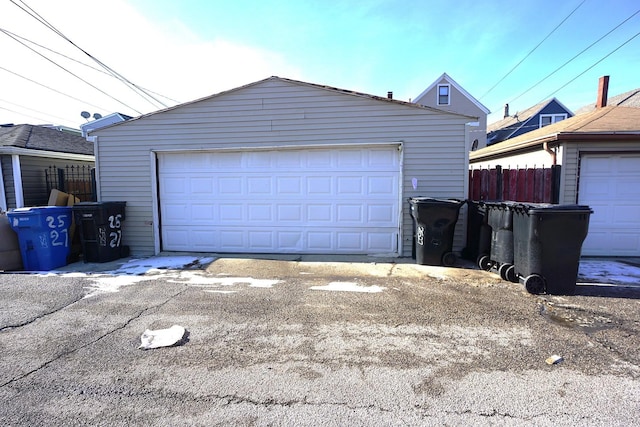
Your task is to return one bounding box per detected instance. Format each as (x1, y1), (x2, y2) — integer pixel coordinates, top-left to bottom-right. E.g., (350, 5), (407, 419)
(496, 165), (503, 201)
(57, 167), (66, 193)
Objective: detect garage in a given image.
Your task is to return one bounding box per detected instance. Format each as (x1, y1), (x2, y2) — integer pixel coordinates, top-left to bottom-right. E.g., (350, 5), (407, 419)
(578, 153), (640, 256)
(158, 145), (401, 254)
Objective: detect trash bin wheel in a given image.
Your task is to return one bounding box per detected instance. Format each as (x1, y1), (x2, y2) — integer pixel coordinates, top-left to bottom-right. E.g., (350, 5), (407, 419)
(524, 274), (546, 294)
(477, 254), (492, 271)
(505, 265), (518, 283)
(498, 263), (513, 281)
(442, 252), (456, 267)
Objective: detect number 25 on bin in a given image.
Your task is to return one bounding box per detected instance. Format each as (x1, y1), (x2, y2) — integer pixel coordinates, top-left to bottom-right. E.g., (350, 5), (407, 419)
(108, 214), (122, 248)
(46, 215), (68, 247)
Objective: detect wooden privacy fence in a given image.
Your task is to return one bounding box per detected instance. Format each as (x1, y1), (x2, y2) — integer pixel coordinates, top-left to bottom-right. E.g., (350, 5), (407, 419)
(468, 165), (561, 203)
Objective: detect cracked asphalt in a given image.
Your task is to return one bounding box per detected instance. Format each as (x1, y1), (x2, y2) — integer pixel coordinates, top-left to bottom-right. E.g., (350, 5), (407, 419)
(1, 256), (639, 426)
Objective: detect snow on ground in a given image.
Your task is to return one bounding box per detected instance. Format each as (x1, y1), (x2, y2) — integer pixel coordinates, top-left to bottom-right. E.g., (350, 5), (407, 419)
(578, 260), (640, 286)
(33, 255), (639, 298)
(310, 282), (385, 293)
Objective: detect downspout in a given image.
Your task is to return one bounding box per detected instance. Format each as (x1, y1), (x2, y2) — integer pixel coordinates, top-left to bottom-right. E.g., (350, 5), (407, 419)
(543, 141), (557, 166)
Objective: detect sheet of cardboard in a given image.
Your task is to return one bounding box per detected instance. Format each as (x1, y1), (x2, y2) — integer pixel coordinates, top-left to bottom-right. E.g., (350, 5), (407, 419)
(48, 189), (69, 206)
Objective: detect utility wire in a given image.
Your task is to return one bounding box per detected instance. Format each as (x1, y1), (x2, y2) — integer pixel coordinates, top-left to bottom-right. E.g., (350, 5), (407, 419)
(479, 0), (586, 100)
(1, 27), (143, 114)
(0, 104), (52, 124)
(539, 29), (640, 102)
(0, 97), (70, 123)
(10, 0), (169, 110)
(0, 65), (108, 112)
(0, 26), (180, 104)
(508, 8), (640, 104)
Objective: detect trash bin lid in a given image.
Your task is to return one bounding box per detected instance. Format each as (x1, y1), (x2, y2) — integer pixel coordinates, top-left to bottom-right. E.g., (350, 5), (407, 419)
(517, 203), (593, 214)
(408, 197), (464, 206)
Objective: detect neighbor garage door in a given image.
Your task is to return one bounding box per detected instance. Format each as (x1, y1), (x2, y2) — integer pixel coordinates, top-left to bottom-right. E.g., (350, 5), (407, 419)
(157, 145), (401, 254)
(578, 153), (640, 256)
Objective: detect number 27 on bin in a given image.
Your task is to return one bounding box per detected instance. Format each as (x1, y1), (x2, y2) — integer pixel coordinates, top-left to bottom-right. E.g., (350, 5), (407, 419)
(46, 215), (68, 247)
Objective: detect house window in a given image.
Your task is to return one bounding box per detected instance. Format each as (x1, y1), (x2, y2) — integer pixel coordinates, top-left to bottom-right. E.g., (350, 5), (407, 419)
(539, 113), (567, 128)
(437, 84), (450, 105)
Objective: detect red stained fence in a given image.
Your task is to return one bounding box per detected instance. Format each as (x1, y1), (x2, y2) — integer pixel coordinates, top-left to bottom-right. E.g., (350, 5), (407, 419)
(468, 165), (561, 203)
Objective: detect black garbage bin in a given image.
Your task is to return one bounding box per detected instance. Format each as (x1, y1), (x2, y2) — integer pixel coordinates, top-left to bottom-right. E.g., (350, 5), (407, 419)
(512, 203), (592, 295)
(485, 201), (518, 282)
(72, 202), (127, 263)
(462, 200), (492, 267)
(409, 197), (465, 266)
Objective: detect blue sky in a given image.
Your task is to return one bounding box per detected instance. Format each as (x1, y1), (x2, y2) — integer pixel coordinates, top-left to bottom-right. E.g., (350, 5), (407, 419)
(1, 0), (638, 128)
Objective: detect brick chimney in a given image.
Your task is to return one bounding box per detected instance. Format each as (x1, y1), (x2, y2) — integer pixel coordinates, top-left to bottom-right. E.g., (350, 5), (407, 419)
(596, 75), (609, 108)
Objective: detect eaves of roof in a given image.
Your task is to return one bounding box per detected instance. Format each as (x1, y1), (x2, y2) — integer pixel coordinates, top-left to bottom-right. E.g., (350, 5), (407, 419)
(471, 106), (640, 161)
(93, 76), (478, 134)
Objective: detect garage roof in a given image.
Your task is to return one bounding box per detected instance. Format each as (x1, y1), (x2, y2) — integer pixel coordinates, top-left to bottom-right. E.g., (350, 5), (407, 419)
(471, 106), (640, 161)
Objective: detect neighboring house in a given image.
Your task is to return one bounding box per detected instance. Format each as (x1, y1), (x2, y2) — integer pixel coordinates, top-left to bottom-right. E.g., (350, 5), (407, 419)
(470, 83), (640, 257)
(487, 98), (573, 146)
(91, 76), (476, 257)
(80, 112), (132, 138)
(0, 124), (94, 211)
(413, 73), (490, 150)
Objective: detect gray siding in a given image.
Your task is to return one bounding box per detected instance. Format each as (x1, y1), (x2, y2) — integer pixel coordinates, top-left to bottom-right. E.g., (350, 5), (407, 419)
(95, 78), (470, 256)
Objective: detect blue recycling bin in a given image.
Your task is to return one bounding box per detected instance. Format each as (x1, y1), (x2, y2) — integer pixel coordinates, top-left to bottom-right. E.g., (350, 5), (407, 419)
(7, 206), (73, 271)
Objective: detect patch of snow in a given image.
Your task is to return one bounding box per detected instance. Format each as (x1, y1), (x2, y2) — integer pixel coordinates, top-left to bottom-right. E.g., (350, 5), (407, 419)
(83, 275), (157, 298)
(310, 281), (385, 293)
(578, 260), (640, 286)
(113, 256), (215, 275)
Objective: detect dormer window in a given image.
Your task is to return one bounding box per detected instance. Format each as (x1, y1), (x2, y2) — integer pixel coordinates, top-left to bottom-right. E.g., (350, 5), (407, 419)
(539, 113), (567, 128)
(437, 84), (450, 106)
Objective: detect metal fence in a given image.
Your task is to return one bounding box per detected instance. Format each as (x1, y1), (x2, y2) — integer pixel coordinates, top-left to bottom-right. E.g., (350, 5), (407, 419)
(45, 165), (96, 202)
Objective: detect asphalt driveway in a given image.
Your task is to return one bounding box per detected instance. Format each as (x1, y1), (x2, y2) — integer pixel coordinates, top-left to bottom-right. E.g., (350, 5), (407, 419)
(1, 255), (639, 426)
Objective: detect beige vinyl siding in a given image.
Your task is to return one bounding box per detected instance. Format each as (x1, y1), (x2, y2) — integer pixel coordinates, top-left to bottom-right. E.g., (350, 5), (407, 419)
(95, 78), (471, 256)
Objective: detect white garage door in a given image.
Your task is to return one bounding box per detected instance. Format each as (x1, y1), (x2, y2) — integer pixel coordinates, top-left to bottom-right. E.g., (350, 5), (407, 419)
(158, 146), (401, 254)
(578, 153), (640, 256)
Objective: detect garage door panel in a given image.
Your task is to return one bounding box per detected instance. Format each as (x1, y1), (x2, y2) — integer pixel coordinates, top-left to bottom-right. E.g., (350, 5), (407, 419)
(579, 154), (640, 256)
(159, 146), (400, 254)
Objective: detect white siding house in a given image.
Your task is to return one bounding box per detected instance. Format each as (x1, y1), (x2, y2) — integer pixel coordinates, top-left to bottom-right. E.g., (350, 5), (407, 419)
(91, 77), (474, 257)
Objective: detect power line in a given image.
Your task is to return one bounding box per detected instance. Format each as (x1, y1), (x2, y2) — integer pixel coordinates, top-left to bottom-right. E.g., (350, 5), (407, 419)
(0, 65), (108, 112)
(0, 104), (55, 124)
(11, 0), (169, 110)
(508, 8), (640, 105)
(0, 97), (70, 123)
(0, 26), (181, 104)
(1, 27), (143, 114)
(479, 0), (586, 100)
(539, 29), (640, 103)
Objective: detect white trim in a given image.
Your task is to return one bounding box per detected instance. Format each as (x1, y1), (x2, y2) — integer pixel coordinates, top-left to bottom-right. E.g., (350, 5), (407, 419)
(150, 151), (161, 255)
(539, 113), (568, 128)
(153, 142), (404, 255)
(397, 143), (404, 257)
(437, 84), (451, 106)
(0, 147), (94, 162)
(0, 159), (6, 211)
(150, 141), (403, 155)
(11, 155), (24, 208)
(92, 136), (101, 201)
